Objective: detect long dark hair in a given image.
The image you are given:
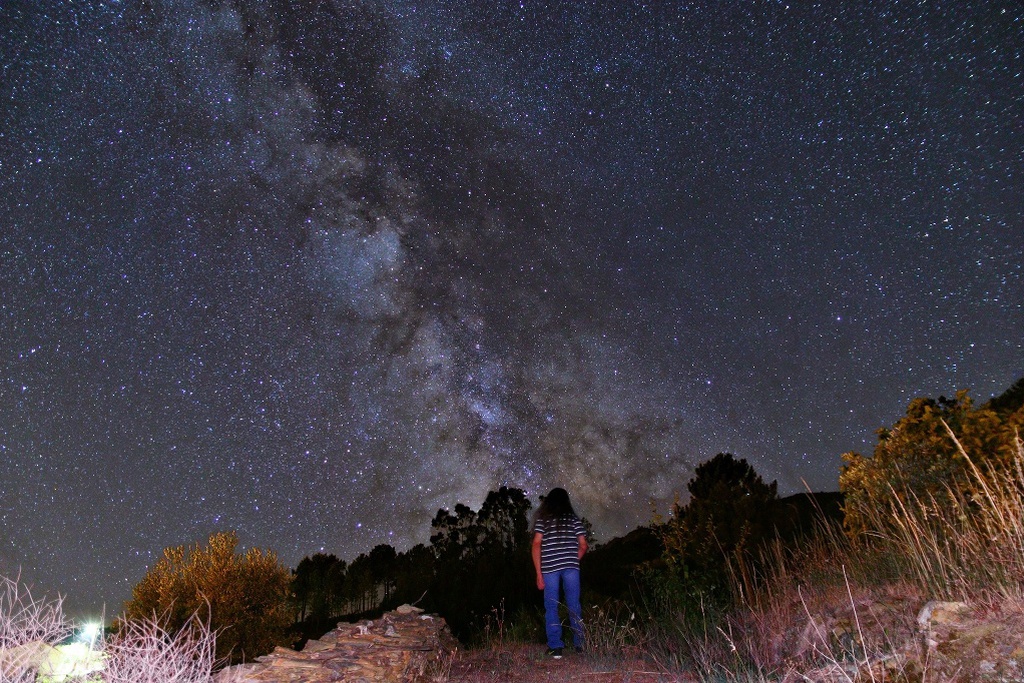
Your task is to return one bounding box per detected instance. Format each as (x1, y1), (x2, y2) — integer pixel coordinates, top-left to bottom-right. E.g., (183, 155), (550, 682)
(535, 487), (577, 523)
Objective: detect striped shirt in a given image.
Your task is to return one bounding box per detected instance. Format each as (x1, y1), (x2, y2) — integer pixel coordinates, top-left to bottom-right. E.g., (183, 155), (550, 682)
(533, 515), (586, 573)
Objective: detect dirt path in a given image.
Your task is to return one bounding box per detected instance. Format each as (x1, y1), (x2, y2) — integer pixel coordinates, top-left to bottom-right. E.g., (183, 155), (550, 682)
(444, 643), (693, 682)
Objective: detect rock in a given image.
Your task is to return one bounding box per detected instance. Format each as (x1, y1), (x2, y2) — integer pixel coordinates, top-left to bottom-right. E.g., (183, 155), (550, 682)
(396, 605), (424, 615)
(0, 641), (60, 680)
(917, 600), (970, 631)
(213, 608), (457, 683)
(1, 641), (106, 682)
(913, 600), (1024, 682)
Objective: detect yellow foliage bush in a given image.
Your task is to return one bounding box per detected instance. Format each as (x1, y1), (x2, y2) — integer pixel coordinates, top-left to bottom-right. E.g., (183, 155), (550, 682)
(840, 388), (1023, 539)
(122, 531), (291, 664)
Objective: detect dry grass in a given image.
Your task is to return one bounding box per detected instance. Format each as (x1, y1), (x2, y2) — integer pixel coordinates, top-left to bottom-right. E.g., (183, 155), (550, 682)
(0, 574), (74, 682)
(652, 427), (1024, 681)
(856, 425), (1024, 600)
(102, 612), (219, 683)
(0, 573), (224, 683)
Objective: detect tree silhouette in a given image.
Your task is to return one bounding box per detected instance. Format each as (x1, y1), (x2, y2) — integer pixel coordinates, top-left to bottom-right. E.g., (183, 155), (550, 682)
(478, 487), (531, 551)
(660, 453), (779, 603)
(368, 544), (398, 607)
(985, 376), (1024, 418)
(284, 487), (589, 642)
(344, 553), (375, 615)
(291, 553), (346, 629)
(426, 487), (533, 639)
(392, 543), (434, 606)
(430, 503), (479, 561)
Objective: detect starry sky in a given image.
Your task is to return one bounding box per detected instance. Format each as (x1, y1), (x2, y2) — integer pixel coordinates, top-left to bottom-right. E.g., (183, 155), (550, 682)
(1, 0), (1022, 617)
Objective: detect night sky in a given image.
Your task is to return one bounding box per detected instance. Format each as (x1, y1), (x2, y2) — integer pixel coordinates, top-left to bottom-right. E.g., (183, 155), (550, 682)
(2, 0), (1021, 618)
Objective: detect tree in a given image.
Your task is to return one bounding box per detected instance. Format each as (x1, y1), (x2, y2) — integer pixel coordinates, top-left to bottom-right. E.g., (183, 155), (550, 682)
(659, 453), (779, 602)
(429, 503), (479, 561)
(291, 553), (346, 627)
(343, 553), (375, 615)
(477, 487), (531, 552)
(368, 544), (398, 607)
(985, 376), (1024, 418)
(392, 544), (433, 606)
(123, 531), (292, 664)
(427, 487), (534, 639)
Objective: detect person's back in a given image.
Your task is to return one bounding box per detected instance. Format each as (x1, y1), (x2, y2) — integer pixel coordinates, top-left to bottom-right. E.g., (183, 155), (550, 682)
(531, 488), (588, 657)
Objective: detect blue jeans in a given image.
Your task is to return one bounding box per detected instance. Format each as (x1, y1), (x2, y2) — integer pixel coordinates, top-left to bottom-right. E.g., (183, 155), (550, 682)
(542, 568), (583, 649)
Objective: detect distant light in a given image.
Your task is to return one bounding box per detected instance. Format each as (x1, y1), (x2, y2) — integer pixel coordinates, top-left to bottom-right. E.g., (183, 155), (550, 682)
(79, 622), (101, 649)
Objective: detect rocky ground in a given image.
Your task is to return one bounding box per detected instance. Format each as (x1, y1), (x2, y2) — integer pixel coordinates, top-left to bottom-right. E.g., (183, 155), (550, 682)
(207, 595), (1024, 683)
(744, 588), (1024, 683)
(211, 605), (688, 683)
(448, 594), (1024, 683)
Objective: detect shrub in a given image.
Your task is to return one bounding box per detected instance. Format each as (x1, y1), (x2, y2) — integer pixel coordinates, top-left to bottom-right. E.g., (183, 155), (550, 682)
(840, 389), (1022, 538)
(123, 531), (292, 664)
(858, 423), (1024, 598)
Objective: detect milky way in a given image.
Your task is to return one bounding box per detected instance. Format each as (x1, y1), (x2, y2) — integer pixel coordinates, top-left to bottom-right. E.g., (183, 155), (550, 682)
(1, 0), (1021, 616)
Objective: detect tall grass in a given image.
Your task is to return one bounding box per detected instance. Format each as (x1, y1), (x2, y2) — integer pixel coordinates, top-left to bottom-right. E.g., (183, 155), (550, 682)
(633, 519), (926, 680)
(858, 424), (1024, 600)
(631, 427), (1024, 680)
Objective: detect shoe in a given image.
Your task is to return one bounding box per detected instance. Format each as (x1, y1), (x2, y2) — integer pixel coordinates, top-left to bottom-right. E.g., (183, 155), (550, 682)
(545, 647), (563, 659)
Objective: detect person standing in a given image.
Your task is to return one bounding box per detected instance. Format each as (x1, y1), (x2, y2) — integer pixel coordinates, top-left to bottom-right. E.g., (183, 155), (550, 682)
(531, 487), (588, 658)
